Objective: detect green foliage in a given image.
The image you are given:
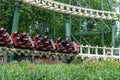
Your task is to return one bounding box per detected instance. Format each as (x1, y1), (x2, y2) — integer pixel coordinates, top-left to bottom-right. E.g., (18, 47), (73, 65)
(0, 0), (16, 33)
(0, 61), (120, 80)
(74, 56), (84, 63)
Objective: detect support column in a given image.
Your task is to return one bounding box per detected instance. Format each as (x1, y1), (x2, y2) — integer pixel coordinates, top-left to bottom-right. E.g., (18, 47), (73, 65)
(65, 14), (71, 39)
(12, 2), (21, 32)
(101, 0), (104, 47)
(116, 0), (120, 47)
(111, 21), (116, 47)
(10, 2), (21, 62)
(79, 0), (82, 45)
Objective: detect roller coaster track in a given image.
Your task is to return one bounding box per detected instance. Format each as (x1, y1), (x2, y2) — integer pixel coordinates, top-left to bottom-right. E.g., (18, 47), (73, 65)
(1, 45), (120, 62)
(77, 45), (120, 60)
(0, 47), (75, 58)
(18, 0), (120, 21)
(0, 46), (76, 63)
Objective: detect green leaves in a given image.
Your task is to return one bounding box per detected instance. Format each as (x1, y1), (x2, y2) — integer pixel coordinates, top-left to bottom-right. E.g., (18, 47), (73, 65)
(0, 61), (119, 80)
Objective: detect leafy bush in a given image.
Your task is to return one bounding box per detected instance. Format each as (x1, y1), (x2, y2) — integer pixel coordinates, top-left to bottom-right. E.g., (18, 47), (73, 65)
(0, 61), (120, 80)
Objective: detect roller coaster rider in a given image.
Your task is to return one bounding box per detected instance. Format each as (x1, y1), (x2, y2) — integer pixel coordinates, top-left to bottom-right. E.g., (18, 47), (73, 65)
(20, 32), (34, 49)
(11, 31), (23, 48)
(56, 37), (66, 52)
(42, 36), (55, 51)
(34, 34), (44, 50)
(0, 28), (13, 47)
(65, 38), (74, 53)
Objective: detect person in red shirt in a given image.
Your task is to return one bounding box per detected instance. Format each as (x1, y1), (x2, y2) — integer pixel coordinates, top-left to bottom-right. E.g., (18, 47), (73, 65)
(34, 34), (44, 50)
(11, 31), (23, 48)
(0, 28), (13, 47)
(65, 38), (74, 53)
(42, 36), (55, 51)
(56, 37), (65, 52)
(20, 32), (34, 49)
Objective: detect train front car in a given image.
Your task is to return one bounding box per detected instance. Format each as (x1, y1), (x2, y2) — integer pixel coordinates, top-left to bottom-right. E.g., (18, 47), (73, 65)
(56, 37), (79, 54)
(0, 28), (13, 47)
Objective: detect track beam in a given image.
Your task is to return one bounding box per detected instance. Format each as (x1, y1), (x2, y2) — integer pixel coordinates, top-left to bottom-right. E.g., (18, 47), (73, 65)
(18, 0), (120, 21)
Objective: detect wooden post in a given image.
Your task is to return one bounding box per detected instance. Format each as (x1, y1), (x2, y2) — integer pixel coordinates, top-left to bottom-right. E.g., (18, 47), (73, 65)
(62, 56), (66, 63)
(54, 56), (59, 63)
(103, 46), (106, 55)
(49, 56), (53, 64)
(32, 54), (35, 63)
(88, 45), (90, 54)
(3, 52), (8, 63)
(95, 46), (98, 61)
(88, 45), (91, 58)
(95, 46), (98, 55)
(110, 46), (114, 60)
(80, 45), (83, 54)
(111, 46), (114, 57)
(103, 46), (106, 60)
(118, 49), (120, 61)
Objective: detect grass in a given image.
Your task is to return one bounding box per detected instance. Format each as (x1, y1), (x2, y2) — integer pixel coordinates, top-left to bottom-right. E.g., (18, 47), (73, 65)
(0, 61), (120, 80)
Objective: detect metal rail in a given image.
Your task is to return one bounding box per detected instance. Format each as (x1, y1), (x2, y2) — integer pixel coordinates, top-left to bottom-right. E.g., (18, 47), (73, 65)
(0, 45), (120, 59)
(18, 0), (120, 20)
(0, 47), (75, 57)
(77, 45), (120, 59)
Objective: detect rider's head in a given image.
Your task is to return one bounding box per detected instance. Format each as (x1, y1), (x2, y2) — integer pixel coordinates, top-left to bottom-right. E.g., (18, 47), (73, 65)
(0, 28), (6, 32)
(58, 37), (62, 41)
(36, 35), (39, 37)
(14, 31), (18, 36)
(44, 36), (48, 39)
(66, 38), (71, 41)
(14, 31), (18, 34)
(21, 32), (27, 36)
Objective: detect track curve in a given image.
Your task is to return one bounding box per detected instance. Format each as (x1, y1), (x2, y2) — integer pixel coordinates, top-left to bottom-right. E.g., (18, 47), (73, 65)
(18, 0), (120, 20)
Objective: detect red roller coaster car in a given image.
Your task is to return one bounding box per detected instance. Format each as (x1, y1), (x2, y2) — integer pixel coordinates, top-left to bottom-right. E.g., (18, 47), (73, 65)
(11, 32), (34, 49)
(56, 37), (79, 53)
(34, 35), (55, 51)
